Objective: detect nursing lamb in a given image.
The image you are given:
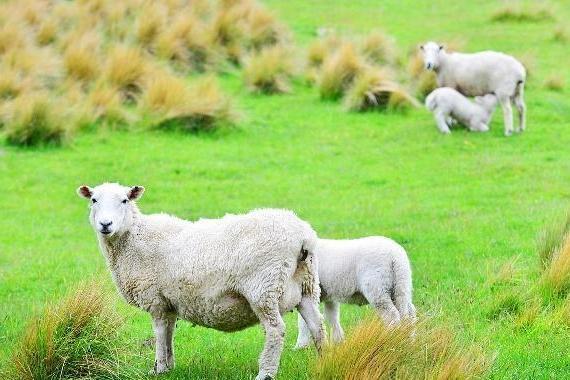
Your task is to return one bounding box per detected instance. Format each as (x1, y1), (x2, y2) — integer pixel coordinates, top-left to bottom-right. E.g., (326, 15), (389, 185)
(425, 87), (498, 134)
(420, 41), (526, 136)
(295, 236), (415, 349)
(77, 183), (325, 380)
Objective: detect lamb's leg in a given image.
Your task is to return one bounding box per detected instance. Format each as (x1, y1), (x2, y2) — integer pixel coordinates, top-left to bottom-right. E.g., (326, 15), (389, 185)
(471, 122), (489, 132)
(297, 296), (326, 354)
(324, 301), (344, 343)
(434, 110), (451, 134)
(499, 96), (514, 136)
(252, 303), (286, 380)
(150, 313), (177, 374)
(294, 312), (312, 350)
(514, 90), (526, 133)
(362, 284), (401, 326)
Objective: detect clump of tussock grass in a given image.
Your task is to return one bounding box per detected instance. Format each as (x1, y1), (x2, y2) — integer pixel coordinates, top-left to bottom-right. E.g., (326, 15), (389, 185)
(540, 233), (570, 300)
(514, 299), (542, 330)
(359, 30), (396, 66)
(553, 25), (568, 42)
(243, 45), (294, 94)
(63, 44), (100, 83)
(537, 212), (570, 270)
(143, 73), (237, 132)
(88, 81), (130, 127)
(243, 3), (288, 50)
(311, 316), (493, 380)
(491, 4), (554, 23)
(7, 281), (141, 380)
(36, 18), (59, 46)
(487, 290), (524, 320)
(544, 75), (565, 92)
(318, 43), (363, 100)
(135, 3), (167, 48)
(3, 94), (72, 146)
(0, 69), (26, 100)
(105, 45), (148, 102)
(0, 22), (26, 55)
(343, 66), (419, 112)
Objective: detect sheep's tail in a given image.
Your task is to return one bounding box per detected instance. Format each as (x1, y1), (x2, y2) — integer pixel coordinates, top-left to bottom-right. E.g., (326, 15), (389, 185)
(298, 224), (320, 302)
(514, 79), (525, 98)
(392, 246), (416, 320)
(425, 92), (437, 112)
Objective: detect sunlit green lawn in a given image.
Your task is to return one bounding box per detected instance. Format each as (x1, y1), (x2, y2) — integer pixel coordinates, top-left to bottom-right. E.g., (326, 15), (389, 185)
(1, 0), (570, 378)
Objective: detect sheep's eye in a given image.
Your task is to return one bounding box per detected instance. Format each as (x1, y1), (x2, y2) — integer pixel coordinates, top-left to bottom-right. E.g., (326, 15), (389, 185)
(122, 199), (128, 204)
(91, 198), (97, 204)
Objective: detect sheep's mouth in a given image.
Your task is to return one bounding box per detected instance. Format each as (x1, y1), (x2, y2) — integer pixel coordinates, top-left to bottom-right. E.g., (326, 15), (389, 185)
(100, 229), (112, 235)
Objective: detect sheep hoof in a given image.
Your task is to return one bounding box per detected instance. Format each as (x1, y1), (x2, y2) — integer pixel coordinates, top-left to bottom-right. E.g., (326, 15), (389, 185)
(293, 342), (310, 350)
(504, 131), (513, 137)
(149, 360), (170, 375)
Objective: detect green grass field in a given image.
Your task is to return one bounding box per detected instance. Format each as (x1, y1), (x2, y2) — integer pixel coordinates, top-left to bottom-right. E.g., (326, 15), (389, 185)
(2, 0), (570, 378)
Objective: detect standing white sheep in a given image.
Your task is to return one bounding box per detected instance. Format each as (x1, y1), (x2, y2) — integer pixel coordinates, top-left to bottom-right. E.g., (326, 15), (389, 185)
(294, 236), (415, 349)
(425, 87), (498, 134)
(76, 183), (325, 380)
(420, 41), (526, 136)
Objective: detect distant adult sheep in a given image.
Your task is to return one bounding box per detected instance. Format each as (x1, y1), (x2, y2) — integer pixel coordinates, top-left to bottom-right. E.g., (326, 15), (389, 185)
(425, 87), (498, 134)
(294, 236), (415, 349)
(420, 41), (526, 136)
(77, 183), (325, 380)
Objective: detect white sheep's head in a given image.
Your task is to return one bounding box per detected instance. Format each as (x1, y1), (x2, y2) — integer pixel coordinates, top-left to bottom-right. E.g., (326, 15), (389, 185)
(474, 92), (499, 112)
(420, 41), (445, 71)
(77, 183), (144, 238)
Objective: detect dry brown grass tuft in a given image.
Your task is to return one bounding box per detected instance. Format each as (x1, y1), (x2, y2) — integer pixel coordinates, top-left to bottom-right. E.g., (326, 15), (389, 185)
(492, 4), (554, 23)
(88, 81), (129, 126)
(135, 3), (167, 47)
(36, 18), (59, 46)
(344, 66), (419, 112)
(143, 73), (237, 131)
(318, 43), (363, 100)
(312, 316), (493, 380)
(105, 45), (148, 102)
(0, 22), (26, 54)
(243, 45), (294, 93)
(537, 212), (570, 269)
(360, 30), (396, 65)
(544, 75), (565, 92)
(0, 69), (26, 100)
(64, 44), (100, 82)
(244, 3), (287, 50)
(4, 93), (72, 146)
(8, 281), (140, 380)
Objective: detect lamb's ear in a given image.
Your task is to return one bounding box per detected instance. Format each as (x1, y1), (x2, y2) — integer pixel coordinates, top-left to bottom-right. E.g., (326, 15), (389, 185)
(420, 45), (424, 51)
(439, 44), (444, 51)
(77, 185), (93, 199)
(128, 185), (145, 201)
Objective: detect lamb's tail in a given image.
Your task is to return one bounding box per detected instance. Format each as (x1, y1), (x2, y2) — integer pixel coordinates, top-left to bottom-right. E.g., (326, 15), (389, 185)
(514, 79), (525, 98)
(392, 246), (416, 320)
(425, 92), (437, 112)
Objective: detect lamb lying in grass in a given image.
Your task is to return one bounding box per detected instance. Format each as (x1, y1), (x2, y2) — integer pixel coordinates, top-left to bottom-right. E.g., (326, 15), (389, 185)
(77, 183), (325, 380)
(420, 41), (526, 136)
(295, 236), (415, 349)
(425, 87), (498, 134)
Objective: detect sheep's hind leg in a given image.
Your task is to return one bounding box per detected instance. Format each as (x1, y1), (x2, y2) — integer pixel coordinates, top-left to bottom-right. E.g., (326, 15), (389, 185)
(251, 301), (286, 380)
(434, 111), (451, 134)
(499, 96), (514, 136)
(297, 296), (326, 354)
(294, 312), (312, 349)
(150, 313), (177, 374)
(513, 90), (526, 133)
(324, 301), (344, 343)
(362, 285), (401, 326)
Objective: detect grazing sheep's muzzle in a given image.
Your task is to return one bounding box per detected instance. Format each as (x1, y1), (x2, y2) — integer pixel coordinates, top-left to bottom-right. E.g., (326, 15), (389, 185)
(99, 221), (113, 235)
(426, 63), (433, 70)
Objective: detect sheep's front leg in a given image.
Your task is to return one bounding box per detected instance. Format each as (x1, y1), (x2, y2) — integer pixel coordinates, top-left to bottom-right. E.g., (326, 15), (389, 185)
(499, 97), (514, 136)
(324, 301), (344, 343)
(150, 313), (177, 375)
(294, 312), (312, 349)
(434, 110), (451, 134)
(297, 296), (326, 354)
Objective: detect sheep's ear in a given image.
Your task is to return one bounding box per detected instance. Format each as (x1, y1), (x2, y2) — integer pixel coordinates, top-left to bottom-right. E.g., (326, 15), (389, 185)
(420, 45), (424, 51)
(128, 185), (145, 201)
(77, 185), (93, 199)
(439, 44), (444, 51)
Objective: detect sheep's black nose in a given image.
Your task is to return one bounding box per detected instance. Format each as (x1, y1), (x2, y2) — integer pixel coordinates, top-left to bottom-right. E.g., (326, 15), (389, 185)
(100, 221), (113, 228)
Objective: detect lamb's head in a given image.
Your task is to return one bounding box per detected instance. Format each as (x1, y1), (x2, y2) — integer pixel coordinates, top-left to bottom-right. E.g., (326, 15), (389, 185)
(77, 183), (144, 238)
(474, 92), (499, 113)
(420, 41), (445, 71)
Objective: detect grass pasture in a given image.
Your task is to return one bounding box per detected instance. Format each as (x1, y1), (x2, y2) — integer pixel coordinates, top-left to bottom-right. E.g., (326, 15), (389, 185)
(1, 0), (570, 378)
